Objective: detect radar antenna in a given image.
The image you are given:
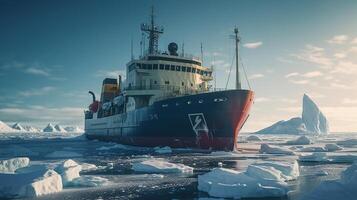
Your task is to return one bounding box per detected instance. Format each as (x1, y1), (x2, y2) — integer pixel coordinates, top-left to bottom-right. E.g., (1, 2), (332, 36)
(141, 6), (164, 55)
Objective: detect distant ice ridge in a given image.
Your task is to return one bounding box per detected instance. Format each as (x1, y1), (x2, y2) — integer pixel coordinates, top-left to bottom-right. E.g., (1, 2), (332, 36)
(198, 160), (299, 199)
(255, 94), (329, 135)
(302, 162), (357, 200)
(64, 126), (84, 133)
(132, 159), (193, 173)
(0, 121), (16, 133)
(43, 123), (67, 132)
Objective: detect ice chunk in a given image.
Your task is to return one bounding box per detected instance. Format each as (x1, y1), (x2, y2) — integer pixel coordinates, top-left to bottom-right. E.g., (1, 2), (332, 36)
(197, 166), (290, 199)
(54, 125), (67, 133)
(299, 152), (329, 162)
(252, 161), (300, 181)
(0, 168), (62, 198)
(70, 176), (110, 187)
(55, 159), (81, 186)
(286, 136), (312, 145)
(246, 165), (284, 181)
(302, 94), (329, 135)
(299, 146), (326, 152)
(12, 123), (26, 131)
(45, 151), (82, 158)
(132, 159), (193, 173)
(210, 151), (239, 156)
(303, 162), (357, 199)
(324, 143), (343, 152)
(0, 157), (30, 173)
(154, 146), (172, 154)
(259, 144), (295, 155)
(246, 135), (262, 142)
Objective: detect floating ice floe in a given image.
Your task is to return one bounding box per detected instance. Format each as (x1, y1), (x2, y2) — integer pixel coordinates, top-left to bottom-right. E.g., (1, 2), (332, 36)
(259, 144), (295, 155)
(45, 151), (82, 158)
(55, 159), (109, 187)
(210, 151), (239, 156)
(286, 136), (312, 145)
(299, 152), (357, 163)
(154, 146), (172, 154)
(0, 164), (62, 198)
(132, 159), (193, 173)
(0, 157), (30, 173)
(324, 143), (343, 152)
(299, 146), (326, 152)
(302, 162), (357, 200)
(198, 160), (299, 199)
(246, 135), (262, 142)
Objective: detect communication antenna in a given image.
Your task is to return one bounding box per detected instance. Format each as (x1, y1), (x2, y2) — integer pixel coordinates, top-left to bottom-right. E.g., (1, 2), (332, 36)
(181, 42), (185, 57)
(141, 6), (164, 55)
(234, 27), (241, 89)
(200, 42), (204, 64)
(131, 36), (134, 60)
(213, 54), (216, 90)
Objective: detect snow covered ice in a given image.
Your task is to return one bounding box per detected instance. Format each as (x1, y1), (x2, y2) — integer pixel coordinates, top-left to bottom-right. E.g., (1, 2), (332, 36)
(0, 157), (30, 173)
(286, 135), (312, 145)
(132, 159), (193, 173)
(259, 143), (295, 155)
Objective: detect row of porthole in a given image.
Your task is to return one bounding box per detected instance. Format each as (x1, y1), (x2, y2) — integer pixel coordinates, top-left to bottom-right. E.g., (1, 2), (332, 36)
(161, 97), (228, 108)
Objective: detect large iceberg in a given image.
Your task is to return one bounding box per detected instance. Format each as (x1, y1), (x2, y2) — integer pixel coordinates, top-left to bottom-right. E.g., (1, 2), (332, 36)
(12, 123), (26, 131)
(54, 125), (67, 132)
(43, 123), (57, 132)
(255, 94), (329, 135)
(0, 121), (15, 133)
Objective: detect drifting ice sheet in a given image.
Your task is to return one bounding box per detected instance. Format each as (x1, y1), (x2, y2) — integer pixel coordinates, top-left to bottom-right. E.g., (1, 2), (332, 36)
(259, 144), (295, 155)
(286, 136), (312, 145)
(0, 157), (30, 173)
(198, 160), (299, 199)
(132, 159), (193, 173)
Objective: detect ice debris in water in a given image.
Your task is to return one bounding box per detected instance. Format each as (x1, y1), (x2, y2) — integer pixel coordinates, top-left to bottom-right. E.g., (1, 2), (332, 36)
(259, 144), (295, 155)
(324, 143), (343, 152)
(198, 160), (299, 199)
(336, 139), (357, 146)
(286, 135), (312, 145)
(0, 157), (30, 173)
(299, 152), (357, 163)
(302, 162), (357, 200)
(246, 135), (262, 142)
(55, 159), (109, 187)
(132, 159), (193, 174)
(154, 146), (172, 154)
(0, 158), (62, 198)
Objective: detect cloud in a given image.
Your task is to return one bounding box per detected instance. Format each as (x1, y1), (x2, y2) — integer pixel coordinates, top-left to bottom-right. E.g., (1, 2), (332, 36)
(255, 97), (270, 103)
(18, 86), (55, 97)
(330, 82), (352, 89)
(327, 35), (349, 44)
(342, 98), (357, 105)
(25, 67), (50, 76)
(243, 41), (263, 49)
(331, 61), (357, 74)
(301, 71), (323, 78)
(285, 72), (299, 78)
(249, 73), (264, 80)
(289, 79), (310, 85)
(291, 44), (332, 67)
(352, 37), (357, 44)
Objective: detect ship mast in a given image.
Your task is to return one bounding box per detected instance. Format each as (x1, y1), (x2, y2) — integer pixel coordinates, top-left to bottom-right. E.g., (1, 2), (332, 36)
(234, 27), (241, 90)
(141, 7), (164, 55)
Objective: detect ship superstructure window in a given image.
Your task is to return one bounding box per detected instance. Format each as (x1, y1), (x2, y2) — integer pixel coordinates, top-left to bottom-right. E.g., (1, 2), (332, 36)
(181, 66), (186, 72)
(170, 65), (175, 71)
(197, 69), (200, 74)
(165, 65), (170, 70)
(137, 63), (141, 69)
(176, 66), (181, 71)
(182, 82), (184, 86)
(192, 68), (196, 73)
(148, 64), (153, 70)
(165, 81), (170, 85)
(187, 67), (191, 72)
(153, 64), (158, 70)
(142, 64), (147, 69)
(159, 64), (164, 70)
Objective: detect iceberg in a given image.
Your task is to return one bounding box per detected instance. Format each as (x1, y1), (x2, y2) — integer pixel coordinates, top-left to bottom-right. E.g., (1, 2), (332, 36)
(255, 94), (329, 135)
(286, 135), (312, 145)
(0, 121), (15, 133)
(132, 159), (193, 173)
(0, 157), (30, 173)
(54, 124), (67, 132)
(246, 135), (262, 142)
(43, 123), (57, 132)
(12, 123), (26, 131)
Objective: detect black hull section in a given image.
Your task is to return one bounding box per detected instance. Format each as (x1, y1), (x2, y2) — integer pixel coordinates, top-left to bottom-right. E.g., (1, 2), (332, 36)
(85, 89), (254, 151)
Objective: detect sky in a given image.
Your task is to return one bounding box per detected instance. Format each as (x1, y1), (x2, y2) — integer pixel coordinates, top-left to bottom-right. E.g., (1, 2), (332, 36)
(0, 0), (357, 132)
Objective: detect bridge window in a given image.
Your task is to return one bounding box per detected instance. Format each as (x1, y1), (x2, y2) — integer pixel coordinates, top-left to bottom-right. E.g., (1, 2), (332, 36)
(148, 64), (153, 70)
(142, 64), (147, 69)
(153, 64), (158, 70)
(187, 67), (191, 72)
(159, 64), (164, 70)
(181, 66), (186, 72)
(200, 70), (203, 75)
(182, 82), (184, 86)
(165, 81), (170, 85)
(176, 66), (181, 71)
(165, 65), (170, 70)
(137, 63), (141, 69)
(192, 68), (196, 73)
(197, 69), (201, 74)
(170, 65), (175, 71)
